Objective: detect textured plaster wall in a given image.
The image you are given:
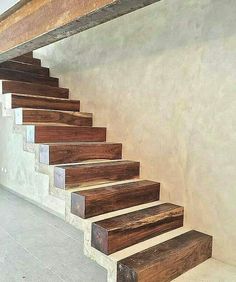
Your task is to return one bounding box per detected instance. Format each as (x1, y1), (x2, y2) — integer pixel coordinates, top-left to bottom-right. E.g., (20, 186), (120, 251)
(34, 0), (236, 265)
(0, 110), (65, 217)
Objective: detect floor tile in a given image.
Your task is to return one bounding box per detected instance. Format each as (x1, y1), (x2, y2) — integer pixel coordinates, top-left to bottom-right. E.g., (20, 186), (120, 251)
(0, 187), (107, 282)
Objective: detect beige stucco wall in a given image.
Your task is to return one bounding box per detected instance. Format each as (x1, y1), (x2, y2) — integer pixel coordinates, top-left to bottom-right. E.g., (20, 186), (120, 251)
(33, 0), (236, 266)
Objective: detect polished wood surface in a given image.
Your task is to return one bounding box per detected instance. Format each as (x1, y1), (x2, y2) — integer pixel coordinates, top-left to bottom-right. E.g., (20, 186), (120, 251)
(6, 94), (80, 111)
(39, 142), (122, 165)
(92, 203), (184, 254)
(71, 180), (160, 218)
(26, 125), (106, 143)
(1, 80), (69, 99)
(54, 160), (140, 189)
(15, 108), (92, 127)
(117, 230), (212, 282)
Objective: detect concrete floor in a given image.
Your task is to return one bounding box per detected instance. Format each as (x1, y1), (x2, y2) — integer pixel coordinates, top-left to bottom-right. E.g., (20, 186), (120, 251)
(1, 187), (236, 282)
(0, 187), (107, 282)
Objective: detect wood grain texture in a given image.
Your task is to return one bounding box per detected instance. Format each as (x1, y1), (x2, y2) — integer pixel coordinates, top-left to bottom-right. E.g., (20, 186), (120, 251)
(1, 80), (69, 98)
(15, 108), (91, 126)
(11, 56), (41, 66)
(39, 142), (122, 165)
(0, 61), (49, 76)
(26, 125), (106, 143)
(71, 180), (160, 219)
(117, 230), (212, 282)
(0, 69), (57, 86)
(0, 0), (161, 62)
(5, 94), (80, 111)
(92, 203), (184, 254)
(54, 160), (140, 189)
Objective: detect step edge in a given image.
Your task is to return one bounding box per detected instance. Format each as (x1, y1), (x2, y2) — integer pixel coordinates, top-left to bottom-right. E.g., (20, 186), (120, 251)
(111, 226), (191, 261)
(0, 79), (69, 91)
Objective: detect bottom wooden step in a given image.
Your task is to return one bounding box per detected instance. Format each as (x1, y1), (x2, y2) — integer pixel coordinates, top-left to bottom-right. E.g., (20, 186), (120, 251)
(117, 230), (212, 282)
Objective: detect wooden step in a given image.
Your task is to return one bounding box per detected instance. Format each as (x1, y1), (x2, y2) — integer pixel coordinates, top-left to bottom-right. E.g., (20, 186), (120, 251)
(40, 142), (122, 165)
(0, 80), (69, 99)
(54, 160), (140, 189)
(23, 52), (33, 58)
(26, 125), (106, 143)
(0, 69), (58, 86)
(71, 180), (160, 219)
(4, 94), (80, 111)
(15, 108), (92, 127)
(117, 230), (212, 282)
(0, 61), (49, 76)
(11, 56), (41, 66)
(91, 203), (184, 255)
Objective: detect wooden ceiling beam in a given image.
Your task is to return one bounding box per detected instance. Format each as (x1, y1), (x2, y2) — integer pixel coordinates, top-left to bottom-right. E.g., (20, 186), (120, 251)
(0, 0), (161, 62)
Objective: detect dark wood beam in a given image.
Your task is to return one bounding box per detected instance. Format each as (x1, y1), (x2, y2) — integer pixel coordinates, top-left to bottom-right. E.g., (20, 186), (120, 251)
(0, 0), (161, 62)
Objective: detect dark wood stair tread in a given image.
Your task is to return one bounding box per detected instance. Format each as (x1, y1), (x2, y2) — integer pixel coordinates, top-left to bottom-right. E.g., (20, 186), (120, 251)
(26, 125), (106, 143)
(71, 180), (160, 219)
(15, 108), (91, 127)
(39, 142), (122, 165)
(91, 203), (184, 254)
(54, 160), (140, 189)
(0, 61), (49, 76)
(22, 52), (33, 58)
(10, 56), (41, 66)
(4, 94), (80, 111)
(0, 69), (58, 86)
(0, 80), (69, 99)
(117, 230), (212, 282)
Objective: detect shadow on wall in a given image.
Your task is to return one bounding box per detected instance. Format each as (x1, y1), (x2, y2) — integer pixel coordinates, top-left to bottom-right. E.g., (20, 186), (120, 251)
(39, 0), (236, 71)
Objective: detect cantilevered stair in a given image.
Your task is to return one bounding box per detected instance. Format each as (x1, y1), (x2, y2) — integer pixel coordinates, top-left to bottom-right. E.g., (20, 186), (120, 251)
(0, 52), (212, 282)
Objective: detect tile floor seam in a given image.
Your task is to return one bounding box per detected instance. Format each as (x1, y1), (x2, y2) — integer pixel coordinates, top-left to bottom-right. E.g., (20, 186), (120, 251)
(46, 221), (84, 243)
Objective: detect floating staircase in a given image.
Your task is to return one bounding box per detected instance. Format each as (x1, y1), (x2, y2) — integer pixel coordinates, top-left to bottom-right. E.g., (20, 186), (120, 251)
(0, 52), (212, 282)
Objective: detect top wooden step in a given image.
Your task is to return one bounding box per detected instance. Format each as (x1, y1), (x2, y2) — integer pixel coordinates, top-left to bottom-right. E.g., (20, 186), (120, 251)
(23, 52), (33, 58)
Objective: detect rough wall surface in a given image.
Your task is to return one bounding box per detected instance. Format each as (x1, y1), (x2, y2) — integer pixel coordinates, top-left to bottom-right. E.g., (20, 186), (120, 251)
(0, 0), (235, 266)
(0, 110), (65, 217)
